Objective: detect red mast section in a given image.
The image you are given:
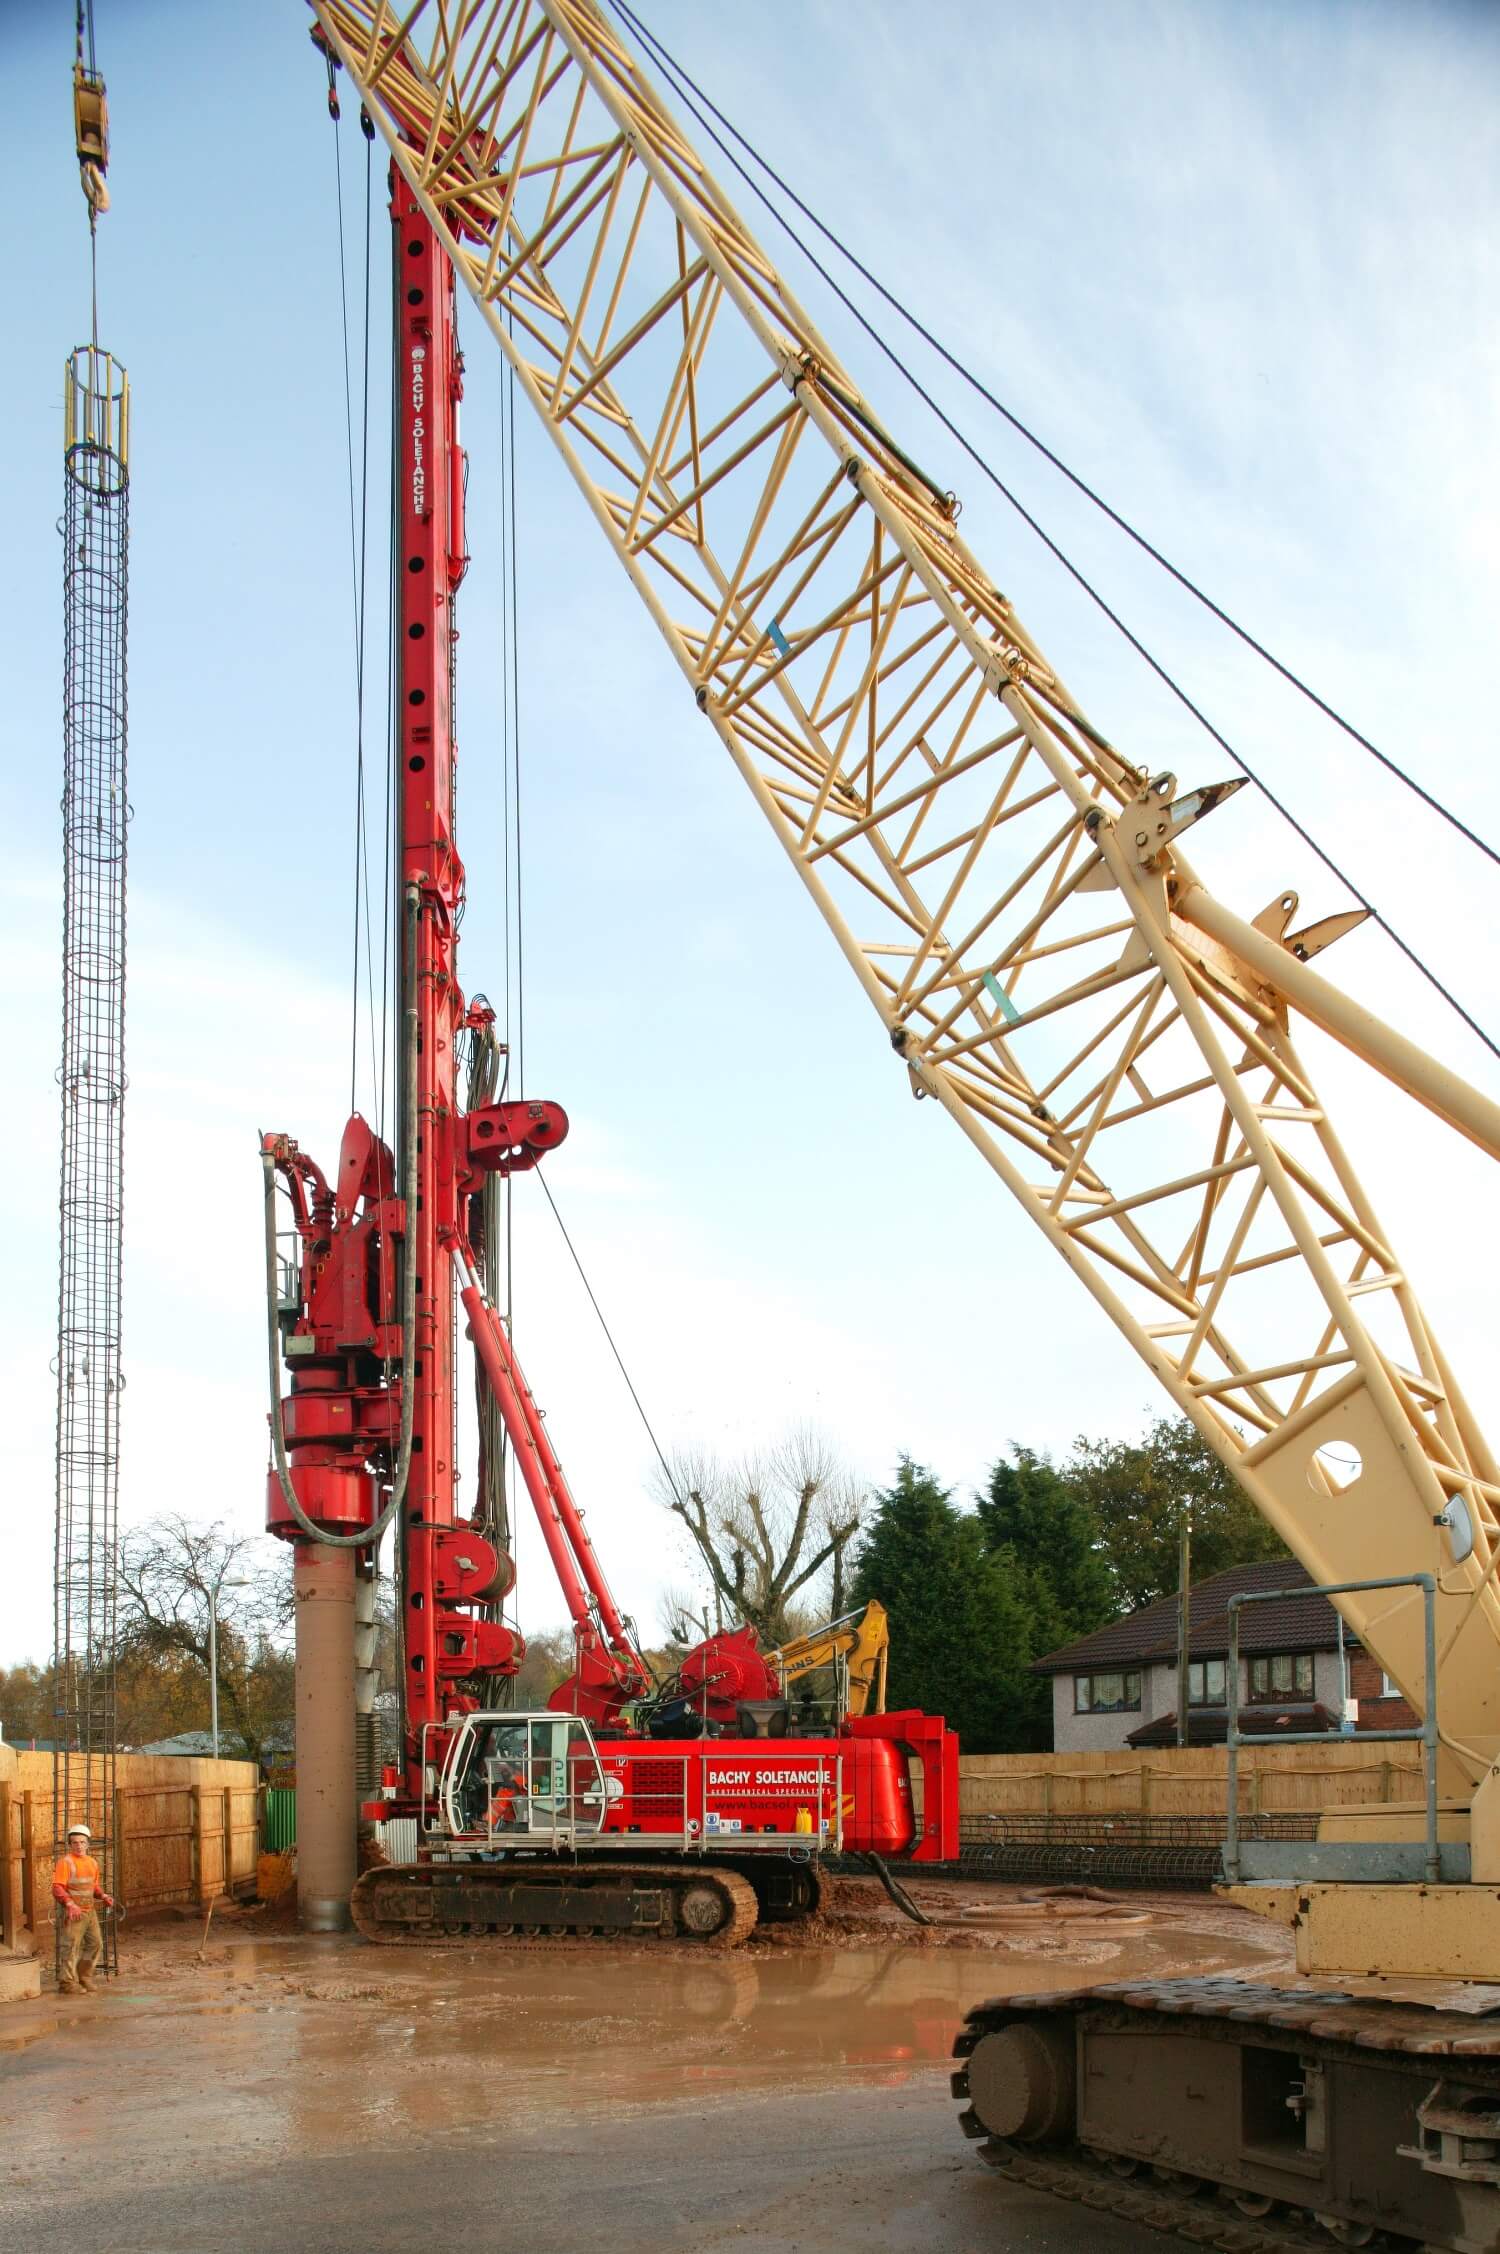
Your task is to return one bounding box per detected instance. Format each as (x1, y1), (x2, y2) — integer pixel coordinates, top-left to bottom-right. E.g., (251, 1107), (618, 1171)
(263, 176), (650, 1803)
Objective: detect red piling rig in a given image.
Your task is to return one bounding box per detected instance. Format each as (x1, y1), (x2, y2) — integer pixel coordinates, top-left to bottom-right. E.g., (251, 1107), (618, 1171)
(266, 172), (959, 1872)
(265, 175), (650, 1798)
(264, 179), (526, 1784)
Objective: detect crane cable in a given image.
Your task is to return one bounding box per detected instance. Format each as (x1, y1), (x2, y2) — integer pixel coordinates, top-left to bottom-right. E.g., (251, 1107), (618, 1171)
(533, 1165), (684, 1511)
(490, 324), (686, 1525)
(607, 0), (1500, 1072)
(73, 0), (100, 345)
(496, 321), (523, 1630)
(330, 98), (383, 1121)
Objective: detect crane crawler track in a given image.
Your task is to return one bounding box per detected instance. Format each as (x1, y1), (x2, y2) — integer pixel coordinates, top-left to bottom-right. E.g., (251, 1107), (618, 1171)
(974, 2141), (1367, 2254)
(350, 1860), (759, 1948)
(953, 1981), (1500, 2254)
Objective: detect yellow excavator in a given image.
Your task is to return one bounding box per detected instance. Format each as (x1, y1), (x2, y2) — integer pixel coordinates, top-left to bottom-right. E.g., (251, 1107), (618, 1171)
(769, 1601), (889, 1719)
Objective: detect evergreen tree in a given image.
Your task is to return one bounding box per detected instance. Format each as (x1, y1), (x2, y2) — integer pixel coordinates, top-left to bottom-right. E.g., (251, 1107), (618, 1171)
(979, 1445), (1113, 1642)
(852, 1459), (1038, 1753)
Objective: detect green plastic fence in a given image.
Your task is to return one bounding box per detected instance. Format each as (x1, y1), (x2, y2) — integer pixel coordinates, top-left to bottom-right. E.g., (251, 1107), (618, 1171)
(263, 1788), (296, 1851)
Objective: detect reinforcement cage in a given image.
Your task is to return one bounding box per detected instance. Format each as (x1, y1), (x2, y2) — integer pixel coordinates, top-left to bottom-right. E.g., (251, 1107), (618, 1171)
(53, 344), (130, 1945)
(954, 1810), (1319, 1891)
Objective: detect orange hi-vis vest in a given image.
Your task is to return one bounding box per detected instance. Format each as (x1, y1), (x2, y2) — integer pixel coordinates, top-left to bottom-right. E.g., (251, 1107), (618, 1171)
(53, 1852), (101, 1908)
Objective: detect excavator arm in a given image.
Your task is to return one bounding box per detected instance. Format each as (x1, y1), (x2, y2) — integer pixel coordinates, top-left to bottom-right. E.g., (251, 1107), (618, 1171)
(771, 1601), (889, 1717)
(309, 0), (1500, 1819)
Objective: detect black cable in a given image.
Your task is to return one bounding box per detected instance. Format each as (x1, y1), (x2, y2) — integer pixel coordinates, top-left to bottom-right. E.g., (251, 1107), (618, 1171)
(608, 0), (1500, 1069)
(76, 0), (100, 344)
(508, 344), (526, 1101)
(332, 111), (365, 1114)
(534, 1168), (684, 1507)
(378, 187), (398, 1162)
(496, 320), (520, 1600)
(357, 124), (380, 1125)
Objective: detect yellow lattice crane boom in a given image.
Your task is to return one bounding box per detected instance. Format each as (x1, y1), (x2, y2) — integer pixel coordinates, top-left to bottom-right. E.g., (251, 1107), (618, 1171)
(303, 7), (1500, 2233)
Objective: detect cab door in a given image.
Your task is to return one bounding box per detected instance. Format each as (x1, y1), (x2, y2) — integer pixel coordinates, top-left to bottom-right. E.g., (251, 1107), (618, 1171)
(443, 1713), (607, 1845)
(515, 1715), (608, 1845)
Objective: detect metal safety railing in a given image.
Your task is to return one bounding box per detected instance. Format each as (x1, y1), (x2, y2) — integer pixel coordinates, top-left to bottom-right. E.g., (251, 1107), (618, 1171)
(1224, 1573), (1441, 1885)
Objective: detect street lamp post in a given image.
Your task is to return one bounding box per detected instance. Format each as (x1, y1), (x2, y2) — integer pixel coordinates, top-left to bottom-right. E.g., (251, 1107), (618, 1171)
(208, 1579), (251, 1758)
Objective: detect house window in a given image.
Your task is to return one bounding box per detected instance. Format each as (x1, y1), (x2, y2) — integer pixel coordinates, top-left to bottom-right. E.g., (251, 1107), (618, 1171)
(1074, 1670), (1142, 1714)
(1188, 1658), (1226, 1707)
(1248, 1653), (1313, 1701)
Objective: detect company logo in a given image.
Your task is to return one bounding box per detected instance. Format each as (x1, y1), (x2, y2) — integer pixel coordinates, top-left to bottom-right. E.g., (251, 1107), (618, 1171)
(707, 1766), (829, 1789)
(410, 345), (427, 517)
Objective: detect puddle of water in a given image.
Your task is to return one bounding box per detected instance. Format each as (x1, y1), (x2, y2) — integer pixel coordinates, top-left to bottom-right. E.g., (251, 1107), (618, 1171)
(9, 1901), (1290, 2181)
(0, 2013), (61, 2055)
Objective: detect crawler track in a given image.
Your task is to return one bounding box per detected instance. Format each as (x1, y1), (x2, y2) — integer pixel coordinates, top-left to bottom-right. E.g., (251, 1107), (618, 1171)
(974, 2141), (1350, 2254)
(351, 1860), (759, 1948)
(953, 1978), (1500, 2254)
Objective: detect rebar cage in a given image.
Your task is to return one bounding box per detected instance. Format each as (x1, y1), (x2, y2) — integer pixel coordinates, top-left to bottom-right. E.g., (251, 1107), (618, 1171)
(53, 344), (130, 1968)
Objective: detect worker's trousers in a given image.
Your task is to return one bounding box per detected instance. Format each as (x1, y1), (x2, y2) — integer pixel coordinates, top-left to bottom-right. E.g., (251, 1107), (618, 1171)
(57, 1905), (101, 1986)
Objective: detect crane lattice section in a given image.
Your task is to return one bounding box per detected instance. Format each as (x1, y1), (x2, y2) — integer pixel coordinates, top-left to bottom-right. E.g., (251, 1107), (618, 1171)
(312, 0), (1500, 1768)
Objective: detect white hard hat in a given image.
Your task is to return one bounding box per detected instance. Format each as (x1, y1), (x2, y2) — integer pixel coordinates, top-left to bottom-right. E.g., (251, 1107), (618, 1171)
(66, 1823), (92, 1840)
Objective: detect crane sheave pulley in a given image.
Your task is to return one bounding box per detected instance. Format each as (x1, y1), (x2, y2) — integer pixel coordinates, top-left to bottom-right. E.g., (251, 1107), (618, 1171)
(311, 0), (1500, 1771)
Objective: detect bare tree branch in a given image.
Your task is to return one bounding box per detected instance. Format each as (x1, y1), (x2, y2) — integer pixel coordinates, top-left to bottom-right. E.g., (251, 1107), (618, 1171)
(116, 1517), (294, 1761)
(651, 1434), (870, 1645)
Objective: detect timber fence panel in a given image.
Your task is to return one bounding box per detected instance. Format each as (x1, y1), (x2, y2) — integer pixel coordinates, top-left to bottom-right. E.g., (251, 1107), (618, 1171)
(9, 1753), (259, 1934)
(957, 1742), (1424, 1821)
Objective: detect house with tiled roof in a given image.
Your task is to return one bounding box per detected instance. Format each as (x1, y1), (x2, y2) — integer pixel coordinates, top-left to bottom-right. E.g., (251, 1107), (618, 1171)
(1032, 1559), (1416, 1752)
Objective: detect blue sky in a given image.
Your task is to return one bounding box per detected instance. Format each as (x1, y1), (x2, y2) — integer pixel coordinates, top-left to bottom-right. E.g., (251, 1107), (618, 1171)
(4, 0), (1499, 1664)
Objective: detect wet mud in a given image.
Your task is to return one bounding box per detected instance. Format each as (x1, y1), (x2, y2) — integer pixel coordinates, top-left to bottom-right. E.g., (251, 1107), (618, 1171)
(0, 1877), (1290, 2251)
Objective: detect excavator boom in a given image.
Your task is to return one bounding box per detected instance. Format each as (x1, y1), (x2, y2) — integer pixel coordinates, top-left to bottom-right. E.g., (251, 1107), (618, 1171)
(771, 1601), (889, 1717)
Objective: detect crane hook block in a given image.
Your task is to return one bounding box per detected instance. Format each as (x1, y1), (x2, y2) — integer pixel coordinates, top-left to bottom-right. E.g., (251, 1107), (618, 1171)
(73, 64), (109, 214)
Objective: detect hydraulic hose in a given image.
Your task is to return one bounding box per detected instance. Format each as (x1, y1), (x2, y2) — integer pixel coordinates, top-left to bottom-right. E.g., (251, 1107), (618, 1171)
(865, 1851), (933, 1926)
(262, 887), (421, 1550)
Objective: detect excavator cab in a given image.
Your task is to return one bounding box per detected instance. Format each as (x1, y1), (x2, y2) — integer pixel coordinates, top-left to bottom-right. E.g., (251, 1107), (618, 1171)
(441, 1712), (609, 1847)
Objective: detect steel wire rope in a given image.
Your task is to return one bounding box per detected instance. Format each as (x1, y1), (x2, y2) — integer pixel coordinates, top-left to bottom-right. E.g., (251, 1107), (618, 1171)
(74, 0), (100, 350)
(532, 1167), (686, 1514)
(355, 118), (381, 1129)
(506, 331), (526, 1107)
(497, 323), (524, 1645)
(607, 1), (1500, 1071)
(378, 193), (398, 1165)
(331, 107), (382, 1117)
(615, 4), (1500, 885)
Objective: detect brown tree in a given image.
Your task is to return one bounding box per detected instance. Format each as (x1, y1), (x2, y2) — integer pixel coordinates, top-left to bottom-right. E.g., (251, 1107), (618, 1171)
(117, 1515), (295, 1761)
(655, 1430), (867, 1648)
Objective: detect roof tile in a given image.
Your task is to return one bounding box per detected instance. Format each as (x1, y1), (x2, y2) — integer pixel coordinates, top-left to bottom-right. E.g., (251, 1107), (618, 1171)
(1033, 1559), (1352, 1673)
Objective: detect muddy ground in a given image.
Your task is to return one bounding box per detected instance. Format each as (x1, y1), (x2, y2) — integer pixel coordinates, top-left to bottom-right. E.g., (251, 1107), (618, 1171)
(1, 1875), (1292, 2252)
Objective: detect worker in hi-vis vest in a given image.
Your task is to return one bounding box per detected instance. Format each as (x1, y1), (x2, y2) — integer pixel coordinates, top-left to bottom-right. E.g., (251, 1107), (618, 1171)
(52, 1823), (114, 1994)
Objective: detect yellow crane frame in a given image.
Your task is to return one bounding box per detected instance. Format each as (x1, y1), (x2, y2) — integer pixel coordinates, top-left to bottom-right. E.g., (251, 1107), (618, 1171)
(310, 0), (1500, 1890)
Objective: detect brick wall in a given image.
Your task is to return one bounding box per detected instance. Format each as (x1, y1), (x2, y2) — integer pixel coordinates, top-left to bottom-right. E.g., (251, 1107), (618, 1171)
(1347, 1651), (1417, 1731)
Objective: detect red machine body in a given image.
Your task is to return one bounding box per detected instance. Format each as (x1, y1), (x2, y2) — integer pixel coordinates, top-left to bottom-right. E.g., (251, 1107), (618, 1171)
(673, 1624), (780, 1726)
(599, 1716), (956, 1863)
(266, 171), (959, 1879)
